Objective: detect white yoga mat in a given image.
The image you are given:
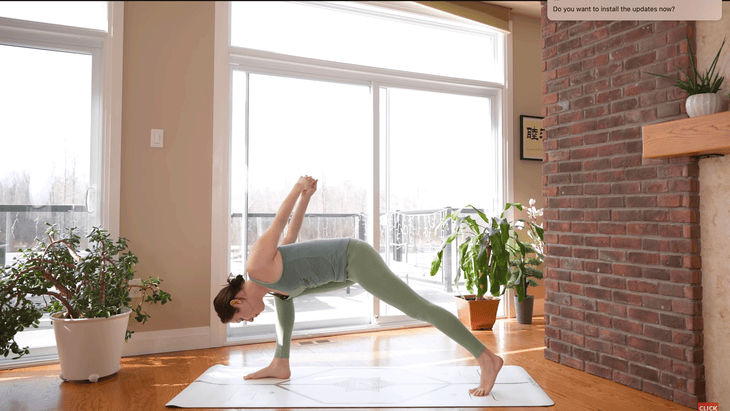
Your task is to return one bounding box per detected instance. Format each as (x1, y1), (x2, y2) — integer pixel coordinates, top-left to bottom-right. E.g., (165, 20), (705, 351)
(166, 365), (554, 408)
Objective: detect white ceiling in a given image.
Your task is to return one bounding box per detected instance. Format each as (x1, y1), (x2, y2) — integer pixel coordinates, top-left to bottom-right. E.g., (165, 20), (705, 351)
(483, 1), (542, 18)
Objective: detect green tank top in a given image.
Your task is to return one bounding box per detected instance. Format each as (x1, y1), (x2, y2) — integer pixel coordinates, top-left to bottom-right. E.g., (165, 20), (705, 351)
(248, 238), (350, 299)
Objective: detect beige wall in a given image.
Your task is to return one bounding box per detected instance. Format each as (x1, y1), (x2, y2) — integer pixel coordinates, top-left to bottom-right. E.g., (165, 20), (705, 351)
(510, 12), (545, 312)
(696, 8), (730, 403)
(122, 2), (214, 333)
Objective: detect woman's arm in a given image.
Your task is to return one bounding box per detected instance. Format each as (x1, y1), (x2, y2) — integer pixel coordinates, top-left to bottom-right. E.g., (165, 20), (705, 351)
(280, 178), (317, 245)
(273, 297), (295, 358)
(243, 279), (356, 380)
(243, 295), (294, 380)
(246, 176), (312, 276)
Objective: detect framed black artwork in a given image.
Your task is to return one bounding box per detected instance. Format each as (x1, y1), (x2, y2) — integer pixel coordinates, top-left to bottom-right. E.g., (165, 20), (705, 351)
(520, 115), (544, 161)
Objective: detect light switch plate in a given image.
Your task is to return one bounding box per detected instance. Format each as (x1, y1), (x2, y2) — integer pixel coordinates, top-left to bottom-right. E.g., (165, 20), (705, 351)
(151, 129), (164, 148)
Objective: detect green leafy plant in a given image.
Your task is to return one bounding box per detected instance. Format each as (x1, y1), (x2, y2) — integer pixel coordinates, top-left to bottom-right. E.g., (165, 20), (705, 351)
(0, 224), (172, 359)
(507, 199), (544, 303)
(429, 202), (543, 301)
(647, 35), (725, 95)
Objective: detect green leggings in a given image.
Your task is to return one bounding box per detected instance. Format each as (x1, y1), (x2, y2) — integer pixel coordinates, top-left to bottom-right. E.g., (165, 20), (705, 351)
(272, 239), (486, 359)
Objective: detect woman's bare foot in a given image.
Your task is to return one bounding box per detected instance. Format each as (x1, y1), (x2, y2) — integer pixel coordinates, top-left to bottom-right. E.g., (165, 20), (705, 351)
(244, 357), (291, 380)
(470, 349), (504, 396)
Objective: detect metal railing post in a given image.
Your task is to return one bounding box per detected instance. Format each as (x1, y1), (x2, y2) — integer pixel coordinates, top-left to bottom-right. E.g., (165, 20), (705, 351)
(358, 213), (366, 241)
(443, 207), (453, 293)
(393, 210), (403, 262)
(3, 213), (12, 266)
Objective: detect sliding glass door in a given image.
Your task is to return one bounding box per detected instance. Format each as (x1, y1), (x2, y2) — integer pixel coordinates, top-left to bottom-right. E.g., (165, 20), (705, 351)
(228, 73), (504, 342)
(378, 87), (504, 321)
(222, 0), (506, 344)
(228, 72), (373, 340)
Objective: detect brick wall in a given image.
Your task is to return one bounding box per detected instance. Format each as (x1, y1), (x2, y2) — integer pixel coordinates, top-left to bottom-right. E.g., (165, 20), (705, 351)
(540, 5), (704, 408)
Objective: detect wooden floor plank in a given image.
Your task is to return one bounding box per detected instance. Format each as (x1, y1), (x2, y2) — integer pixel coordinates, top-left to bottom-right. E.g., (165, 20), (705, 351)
(0, 318), (693, 411)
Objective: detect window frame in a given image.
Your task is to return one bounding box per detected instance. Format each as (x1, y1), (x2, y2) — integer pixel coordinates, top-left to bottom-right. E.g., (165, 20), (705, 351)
(0, 1), (123, 370)
(211, 1), (510, 348)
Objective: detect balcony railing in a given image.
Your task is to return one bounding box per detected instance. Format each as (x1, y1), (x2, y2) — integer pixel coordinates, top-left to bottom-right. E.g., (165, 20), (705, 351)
(232, 212), (367, 240)
(0, 204), (89, 267)
(1, 206), (485, 338)
(232, 207), (483, 293)
(383, 207), (483, 293)
(1, 207), (481, 292)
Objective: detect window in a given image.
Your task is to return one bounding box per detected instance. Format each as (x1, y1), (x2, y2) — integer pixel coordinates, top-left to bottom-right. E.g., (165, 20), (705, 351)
(229, 73), (373, 339)
(0, 1), (107, 30)
(218, 1), (505, 344)
(378, 86), (504, 319)
(0, 1), (120, 368)
(231, 1), (502, 82)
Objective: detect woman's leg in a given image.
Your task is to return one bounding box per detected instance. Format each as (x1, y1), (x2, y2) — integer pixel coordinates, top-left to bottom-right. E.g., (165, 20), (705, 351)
(346, 239), (485, 357)
(345, 239), (503, 396)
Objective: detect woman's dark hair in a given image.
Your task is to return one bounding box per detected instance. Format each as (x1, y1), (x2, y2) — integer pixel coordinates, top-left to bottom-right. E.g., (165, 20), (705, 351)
(214, 274), (245, 323)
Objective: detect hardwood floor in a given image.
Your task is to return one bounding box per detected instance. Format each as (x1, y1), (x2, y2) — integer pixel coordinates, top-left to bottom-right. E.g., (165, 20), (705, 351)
(0, 318), (692, 411)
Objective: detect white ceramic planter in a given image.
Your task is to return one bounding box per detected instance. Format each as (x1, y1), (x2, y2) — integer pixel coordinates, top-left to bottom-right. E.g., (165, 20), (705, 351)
(52, 307), (132, 382)
(685, 93), (723, 118)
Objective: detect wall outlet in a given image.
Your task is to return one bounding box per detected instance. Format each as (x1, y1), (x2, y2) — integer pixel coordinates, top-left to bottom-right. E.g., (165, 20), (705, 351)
(129, 278), (142, 298)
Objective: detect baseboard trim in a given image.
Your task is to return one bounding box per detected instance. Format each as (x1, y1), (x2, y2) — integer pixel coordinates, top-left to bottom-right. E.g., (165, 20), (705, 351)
(1, 327), (212, 370)
(122, 326), (210, 357)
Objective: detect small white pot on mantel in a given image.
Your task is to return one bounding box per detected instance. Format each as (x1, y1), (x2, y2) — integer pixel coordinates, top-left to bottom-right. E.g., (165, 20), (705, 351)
(685, 93), (724, 118)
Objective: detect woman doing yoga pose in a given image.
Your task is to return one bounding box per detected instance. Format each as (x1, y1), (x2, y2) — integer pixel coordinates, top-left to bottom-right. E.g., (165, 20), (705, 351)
(214, 176), (503, 396)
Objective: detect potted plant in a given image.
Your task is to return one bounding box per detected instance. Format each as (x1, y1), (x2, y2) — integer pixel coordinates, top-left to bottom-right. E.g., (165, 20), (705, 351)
(507, 199), (544, 324)
(647, 35), (726, 118)
(430, 202), (539, 330)
(0, 224), (172, 382)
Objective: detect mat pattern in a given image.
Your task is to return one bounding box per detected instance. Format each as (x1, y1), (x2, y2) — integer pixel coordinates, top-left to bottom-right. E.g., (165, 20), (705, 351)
(166, 365), (554, 408)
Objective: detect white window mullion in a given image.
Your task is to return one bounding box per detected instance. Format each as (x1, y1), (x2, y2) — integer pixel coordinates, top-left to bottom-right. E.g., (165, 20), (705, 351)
(242, 71), (250, 271)
(230, 47), (500, 99)
(0, 17), (105, 50)
(370, 81), (381, 321)
(210, 0), (233, 348)
(88, 44), (103, 228)
(101, 1), (123, 237)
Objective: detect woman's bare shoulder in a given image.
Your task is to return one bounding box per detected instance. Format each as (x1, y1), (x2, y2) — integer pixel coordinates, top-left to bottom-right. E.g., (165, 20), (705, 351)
(247, 249), (284, 284)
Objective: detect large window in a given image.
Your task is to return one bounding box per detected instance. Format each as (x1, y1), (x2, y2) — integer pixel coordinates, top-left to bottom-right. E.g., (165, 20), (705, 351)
(0, 1), (119, 368)
(230, 1), (502, 82)
(229, 73), (373, 339)
(378, 86), (503, 319)
(221, 1), (505, 343)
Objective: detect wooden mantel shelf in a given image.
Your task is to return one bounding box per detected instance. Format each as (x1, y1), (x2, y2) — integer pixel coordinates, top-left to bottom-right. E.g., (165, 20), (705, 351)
(642, 111), (730, 158)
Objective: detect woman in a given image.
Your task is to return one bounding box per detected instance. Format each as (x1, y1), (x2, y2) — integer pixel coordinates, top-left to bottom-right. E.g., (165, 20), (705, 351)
(214, 176), (503, 396)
